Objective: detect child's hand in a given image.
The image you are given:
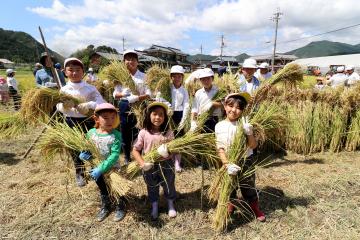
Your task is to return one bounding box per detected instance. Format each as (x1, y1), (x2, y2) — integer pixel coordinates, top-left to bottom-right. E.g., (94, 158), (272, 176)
(190, 120), (197, 132)
(63, 99), (75, 110)
(77, 103), (89, 115)
(89, 167), (102, 181)
(157, 144), (169, 158)
(242, 116), (253, 135)
(226, 163), (241, 175)
(142, 162), (154, 171)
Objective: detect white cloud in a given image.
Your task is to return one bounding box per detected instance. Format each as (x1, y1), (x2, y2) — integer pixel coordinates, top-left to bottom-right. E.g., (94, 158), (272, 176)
(28, 0), (360, 56)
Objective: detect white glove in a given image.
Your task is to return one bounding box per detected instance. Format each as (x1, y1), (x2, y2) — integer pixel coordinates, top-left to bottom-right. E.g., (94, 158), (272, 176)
(226, 163), (241, 175)
(142, 162), (154, 171)
(157, 144), (169, 158)
(45, 82), (58, 88)
(76, 103), (89, 115)
(190, 120), (197, 132)
(155, 92), (162, 100)
(62, 99), (75, 110)
(203, 101), (213, 112)
(242, 116), (253, 135)
(121, 88), (131, 97)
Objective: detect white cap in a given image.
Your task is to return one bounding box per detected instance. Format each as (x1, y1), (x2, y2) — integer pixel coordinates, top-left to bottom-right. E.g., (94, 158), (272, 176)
(123, 49), (138, 58)
(88, 67), (93, 72)
(337, 66), (345, 72)
(345, 65), (354, 71)
(170, 65), (185, 74)
(6, 69), (16, 74)
(198, 68), (214, 78)
(242, 58), (257, 68)
(64, 57), (84, 69)
(259, 62), (269, 69)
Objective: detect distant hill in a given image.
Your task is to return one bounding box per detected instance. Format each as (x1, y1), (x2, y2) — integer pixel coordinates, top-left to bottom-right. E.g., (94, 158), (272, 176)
(286, 40), (360, 58)
(0, 28), (64, 64)
(235, 53), (250, 63)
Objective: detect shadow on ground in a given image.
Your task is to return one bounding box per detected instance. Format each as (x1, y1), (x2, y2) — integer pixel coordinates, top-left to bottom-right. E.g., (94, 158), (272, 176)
(0, 152), (21, 165)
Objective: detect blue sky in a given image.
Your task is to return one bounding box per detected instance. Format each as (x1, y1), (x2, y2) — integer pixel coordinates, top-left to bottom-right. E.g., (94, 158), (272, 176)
(1, 0), (360, 57)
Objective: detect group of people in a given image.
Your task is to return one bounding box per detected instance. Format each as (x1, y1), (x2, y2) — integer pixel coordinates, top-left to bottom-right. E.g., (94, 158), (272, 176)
(315, 65), (360, 90)
(48, 50), (266, 224)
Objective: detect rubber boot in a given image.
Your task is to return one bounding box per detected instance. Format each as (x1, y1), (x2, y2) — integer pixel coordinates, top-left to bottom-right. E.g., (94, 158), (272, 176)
(249, 200), (266, 222)
(97, 195), (111, 222)
(75, 169), (86, 187)
(167, 199), (177, 218)
(151, 201), (159, 221)
(113, 199), (126, 222)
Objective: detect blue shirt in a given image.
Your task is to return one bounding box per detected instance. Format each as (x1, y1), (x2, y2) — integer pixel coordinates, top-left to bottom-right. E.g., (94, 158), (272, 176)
(238, 75), (260, 95)
(35, 68), (66, 88)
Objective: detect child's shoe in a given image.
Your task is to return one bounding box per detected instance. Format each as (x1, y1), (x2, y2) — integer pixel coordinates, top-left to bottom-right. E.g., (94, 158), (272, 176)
(249, 200), (266, 222)
(174, 154), (182, 172)
(167, 199), (177, 218)
(97, 195), (111, 222)
(75, 172), (86, 187)
(113, 208), (126, 222)
(151, 201), (159, 221)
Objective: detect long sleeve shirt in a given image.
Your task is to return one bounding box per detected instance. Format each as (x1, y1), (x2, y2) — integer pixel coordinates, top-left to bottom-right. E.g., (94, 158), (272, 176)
(6, 77), (18, 91)
(191, 85), (222, 117)
(121, 70), (151, 104)
(328, 73), (347, 88)
(57, 80), (105, 118)
(35, 68), (66, 88)
(347, 72), (360, 86)
(238, 75), (260, 96)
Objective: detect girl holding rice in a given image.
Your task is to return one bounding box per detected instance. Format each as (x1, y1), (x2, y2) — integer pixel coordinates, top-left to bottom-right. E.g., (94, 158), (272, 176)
(169, 65), (190, 172)
(56, 57), (105, 187)
(79, 103), (126, 222)
(132, 102), (177, 220)
(215, 92), (266, 222)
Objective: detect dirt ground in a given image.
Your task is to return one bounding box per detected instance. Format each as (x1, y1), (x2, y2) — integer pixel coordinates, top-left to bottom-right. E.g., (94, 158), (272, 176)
(1, 131), (360, 239)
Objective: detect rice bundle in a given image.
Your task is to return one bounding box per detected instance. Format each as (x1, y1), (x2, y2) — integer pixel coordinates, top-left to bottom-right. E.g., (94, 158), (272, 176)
(37, 121), (132, 198)
(208, 102), (287, 232)
(125, 132), (220, 178)
(310, 102), (333, 152)
(146, 65), (172, 102)
(329, 106), (348, 152)
(214, 72), (239, 93)
(0, 113), (28, 138)
(345, 109), (360, 151)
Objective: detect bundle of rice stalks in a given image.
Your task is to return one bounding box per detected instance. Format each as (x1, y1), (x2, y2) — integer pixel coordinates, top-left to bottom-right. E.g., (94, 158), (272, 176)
(185, 78), (202, 97)
(329, 106), (348, 152)
(146, 65), (172, 102)
(345, 109), (360, 151)
(37, 121), (132, 198)
(129, 101), (148, 129)
(101, 60), (137, 94)
(0, 113), (28, 138)
(125, 132), (220, 178)
(214, 72), (239, 93)
(208, 101), (287, 232)
(310, 102), (333, 152)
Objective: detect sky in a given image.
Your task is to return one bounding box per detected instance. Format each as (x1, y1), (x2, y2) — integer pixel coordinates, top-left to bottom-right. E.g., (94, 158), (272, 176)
(1, 0), (360, 57)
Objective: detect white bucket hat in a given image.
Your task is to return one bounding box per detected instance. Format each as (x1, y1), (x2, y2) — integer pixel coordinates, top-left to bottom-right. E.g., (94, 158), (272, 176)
(242, 58), (257, 69)
(170, 65), (185, 74)
(123, 49), (138, 59)
(198, 68), (214, 78)
(345, 65), (354, 71)
(259, 62), (269, 69)
(6, 69), (16, 75)
(337, 66), (345, 72)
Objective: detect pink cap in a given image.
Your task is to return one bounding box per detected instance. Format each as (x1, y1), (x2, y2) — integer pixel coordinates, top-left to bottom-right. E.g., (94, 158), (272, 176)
(94, 103), (117, 114)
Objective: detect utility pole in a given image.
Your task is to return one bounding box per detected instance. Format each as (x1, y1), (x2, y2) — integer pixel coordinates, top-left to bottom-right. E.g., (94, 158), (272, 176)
(270, 9), (282, 73)
(122, 37), (125, 51)
(200, 44), (203, 65)
(220, 34), (225, 61)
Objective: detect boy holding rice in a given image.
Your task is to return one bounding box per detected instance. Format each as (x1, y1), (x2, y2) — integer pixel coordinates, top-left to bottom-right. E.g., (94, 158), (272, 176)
(238, 58), (260, 96)
(57, 57), (105, 187)
(113, 50), (151, 165)
(215, 92), (265, 222)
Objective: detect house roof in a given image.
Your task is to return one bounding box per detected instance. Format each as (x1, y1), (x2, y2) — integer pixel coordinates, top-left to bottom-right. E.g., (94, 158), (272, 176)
(95, 52), (123, 61)
(250, 54), (298, 61)
(143, 45), (188, 56)
(211, 56), (238, 63)
(0, 58), (14, 64)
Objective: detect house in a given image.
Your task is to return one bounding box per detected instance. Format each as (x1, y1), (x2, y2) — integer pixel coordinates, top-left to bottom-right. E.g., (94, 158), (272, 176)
(143, 45), (191, 68)
(249, 53), (298, 70)
(0, 58), (14, 69)
(211, 56), (240, 72)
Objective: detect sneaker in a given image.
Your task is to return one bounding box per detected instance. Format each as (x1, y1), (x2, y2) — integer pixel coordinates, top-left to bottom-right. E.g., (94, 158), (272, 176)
(249, 200), (266, 222)
(167, 199), (177, 218)
(113, 209), (126, 222)
(75, 173), (86, 187)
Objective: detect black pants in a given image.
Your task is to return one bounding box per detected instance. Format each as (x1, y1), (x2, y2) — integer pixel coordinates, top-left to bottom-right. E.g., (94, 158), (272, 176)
(202, 116), (218, 133)
(8, 86), (21, 110)
(172, 111), (184, 137)
(65, 117), (95, 174)
(118, 100), (139, 161)
(96, 173), (126, 209)
(230, 155), (258, 203)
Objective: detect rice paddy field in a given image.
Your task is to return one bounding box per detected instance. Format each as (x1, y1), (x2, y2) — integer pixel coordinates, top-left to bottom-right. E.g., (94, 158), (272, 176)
(1, 70), (360, 239)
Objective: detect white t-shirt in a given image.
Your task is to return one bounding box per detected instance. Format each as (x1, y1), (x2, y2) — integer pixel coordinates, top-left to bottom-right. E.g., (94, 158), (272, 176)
(254, 70), (272, 81)
(329, 73), (347, 88)
(171, 84), (189, 112)
(6, 77), (18, 91)
(122, 70), (151, 103)
(347, 72), (360, 86)
(191, 85), (222, 117)
(215, 120), (253, 157)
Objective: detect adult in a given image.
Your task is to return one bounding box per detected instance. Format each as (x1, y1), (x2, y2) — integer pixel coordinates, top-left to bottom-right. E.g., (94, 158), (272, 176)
(217, 61), (227, 78)
(326, 66), (347, 88)
(33, 62), (43, 76)
(86, 67), (98, 83)
(345, 65), (360, 87)
(238, 58), (260, 96)
(35, 52), (66, 88)
(254, 62), (272, 81)
(112, 50), (151, 164)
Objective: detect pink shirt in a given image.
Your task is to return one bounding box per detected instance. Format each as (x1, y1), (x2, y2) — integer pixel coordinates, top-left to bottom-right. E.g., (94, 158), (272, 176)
(133, 129), (174, 159)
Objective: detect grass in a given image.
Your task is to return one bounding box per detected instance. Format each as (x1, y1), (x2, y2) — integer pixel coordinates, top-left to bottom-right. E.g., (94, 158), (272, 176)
(0, 69), (36, 93)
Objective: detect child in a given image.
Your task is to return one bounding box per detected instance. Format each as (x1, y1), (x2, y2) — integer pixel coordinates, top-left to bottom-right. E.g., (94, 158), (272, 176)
(191, 68), (222, 133)
(132, 102), (176, 220)
(215, 92), (266, 222)
(170, 65), (189, 172)
(80, 103), (125, 222)
(56, 57), (105, 187)
(113, 50), (151, 165)
(6, 69), (21, 110)
(0, 77), (10, 105)
(238, 58), (260, 96)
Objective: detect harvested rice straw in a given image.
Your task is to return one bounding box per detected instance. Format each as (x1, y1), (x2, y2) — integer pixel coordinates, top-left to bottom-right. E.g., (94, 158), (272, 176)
(208, 101), (287, 231)
(0, 113), (28, 138)
(310, 102), (332, 152)
(129, 101), (148, 129)
(329, 106), (348, 152)
(345, 109), (360, 151)
(125, 132), (220, 178)
(37, 121), (132, 198)
(146, 65), (172, 102)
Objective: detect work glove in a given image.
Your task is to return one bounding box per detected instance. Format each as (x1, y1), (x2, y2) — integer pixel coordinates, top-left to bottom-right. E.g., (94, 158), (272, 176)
(44, 82), (58, 88)
(202, 101), (213, 112)
(157, 144), (169, 158)
(242, 116), (253, 136)
(190, 120), (197, 132)
(142, 162), (154, 171)
(62, 99), (75, 110)
(89, 167), (102, 181)
(76, 103), (89, 115)
(121, 88), (131, 97)
(79, 151), (92, 161)
(226, 163), (242, 176)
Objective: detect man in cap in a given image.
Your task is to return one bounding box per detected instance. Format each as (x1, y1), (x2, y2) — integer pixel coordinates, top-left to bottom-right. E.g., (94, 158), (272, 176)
(345, 65), (360, 87)
(113, 50), (151, 165)
(326, 66), (347, 88)
(238, 58), (261, 95)
(218, 61), (227, 78)
(86, 67), (98, 83)
(35, 52), (66, 88)
(254, 62), (272, 81)
(33, 62), (43, 77)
